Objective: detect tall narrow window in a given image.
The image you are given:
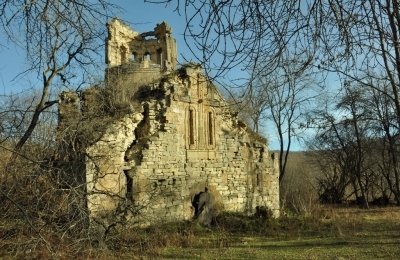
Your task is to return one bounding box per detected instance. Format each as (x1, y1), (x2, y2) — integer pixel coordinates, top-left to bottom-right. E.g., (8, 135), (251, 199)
(157, 49), (163, 68)
(120, 46), (127, 63)
(124, 170), (133, 202)
(189, 109), (195, 145)
(197, 74), (201, 97)
(208, 112), (213, 145)
(255, 167), (262, 190)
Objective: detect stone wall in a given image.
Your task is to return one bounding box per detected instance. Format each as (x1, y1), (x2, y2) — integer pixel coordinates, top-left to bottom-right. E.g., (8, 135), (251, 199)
(57, 20), (279, 229)
(79, 65), (279, 227)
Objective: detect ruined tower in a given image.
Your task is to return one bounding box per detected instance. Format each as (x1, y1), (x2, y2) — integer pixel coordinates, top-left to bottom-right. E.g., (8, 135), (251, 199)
(105, 18), (177, 103)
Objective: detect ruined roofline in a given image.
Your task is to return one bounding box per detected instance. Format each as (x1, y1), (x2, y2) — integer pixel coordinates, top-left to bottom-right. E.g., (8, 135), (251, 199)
(106, 17), (138, 35)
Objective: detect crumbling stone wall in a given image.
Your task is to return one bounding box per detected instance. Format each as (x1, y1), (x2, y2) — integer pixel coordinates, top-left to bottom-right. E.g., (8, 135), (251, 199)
(106, 18), (139, 67)
(58, 20), (279, 229)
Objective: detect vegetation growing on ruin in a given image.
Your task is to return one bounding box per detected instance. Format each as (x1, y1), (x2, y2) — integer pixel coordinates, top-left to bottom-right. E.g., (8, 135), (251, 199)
(246, 126), (268, 145)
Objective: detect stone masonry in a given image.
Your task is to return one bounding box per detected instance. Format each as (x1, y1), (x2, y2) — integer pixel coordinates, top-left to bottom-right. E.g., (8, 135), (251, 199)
(58, 18), (279, 228)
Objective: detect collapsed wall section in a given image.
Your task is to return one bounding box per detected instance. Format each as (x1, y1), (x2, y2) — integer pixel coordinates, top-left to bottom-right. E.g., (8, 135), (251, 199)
(85, 112), (144, 225)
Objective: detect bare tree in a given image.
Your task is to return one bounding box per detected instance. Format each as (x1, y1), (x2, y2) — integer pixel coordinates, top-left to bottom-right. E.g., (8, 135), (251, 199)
(308, 84), (380, 208)
(0, 0), (119, 164)
(146, 1), (400, 91)
(239, 50), (321, 183)
(147, 1), (315, 82)
(366, 79), (400, 205)
(236, 85), (269, 135)
(0, 1), (122, 257)
(146, 1), (400, 141)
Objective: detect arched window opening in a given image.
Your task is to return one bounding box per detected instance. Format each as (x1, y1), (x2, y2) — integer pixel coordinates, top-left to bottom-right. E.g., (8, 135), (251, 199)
(120, 46), (127, 63)
(132, 52), (136, 61)
(145, 52), (151, 61)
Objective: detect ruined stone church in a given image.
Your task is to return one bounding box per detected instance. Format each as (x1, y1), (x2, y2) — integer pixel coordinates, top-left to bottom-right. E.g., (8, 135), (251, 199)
(58, 18), (279, 227)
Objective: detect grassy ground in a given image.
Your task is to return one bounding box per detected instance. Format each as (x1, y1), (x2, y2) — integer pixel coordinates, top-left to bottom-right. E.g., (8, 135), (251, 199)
(119, 207), (400, 260)
(1, 206), (400, 259)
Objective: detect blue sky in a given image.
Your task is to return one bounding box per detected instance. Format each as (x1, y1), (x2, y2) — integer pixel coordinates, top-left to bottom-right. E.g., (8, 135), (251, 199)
(0, 1), (304, 150)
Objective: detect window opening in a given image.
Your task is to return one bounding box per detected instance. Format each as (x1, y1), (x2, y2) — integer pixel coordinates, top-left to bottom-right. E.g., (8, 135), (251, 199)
(259, 147), (264, 162)
(189, 109), (195, 145)
(124, 170), (133, 201)
(255, 167), (262, 188)
(145, 52), (151, 61)
(208, 112), (214, 145)
(120, 46), (127, 63)
(157, 49), (163, 67)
